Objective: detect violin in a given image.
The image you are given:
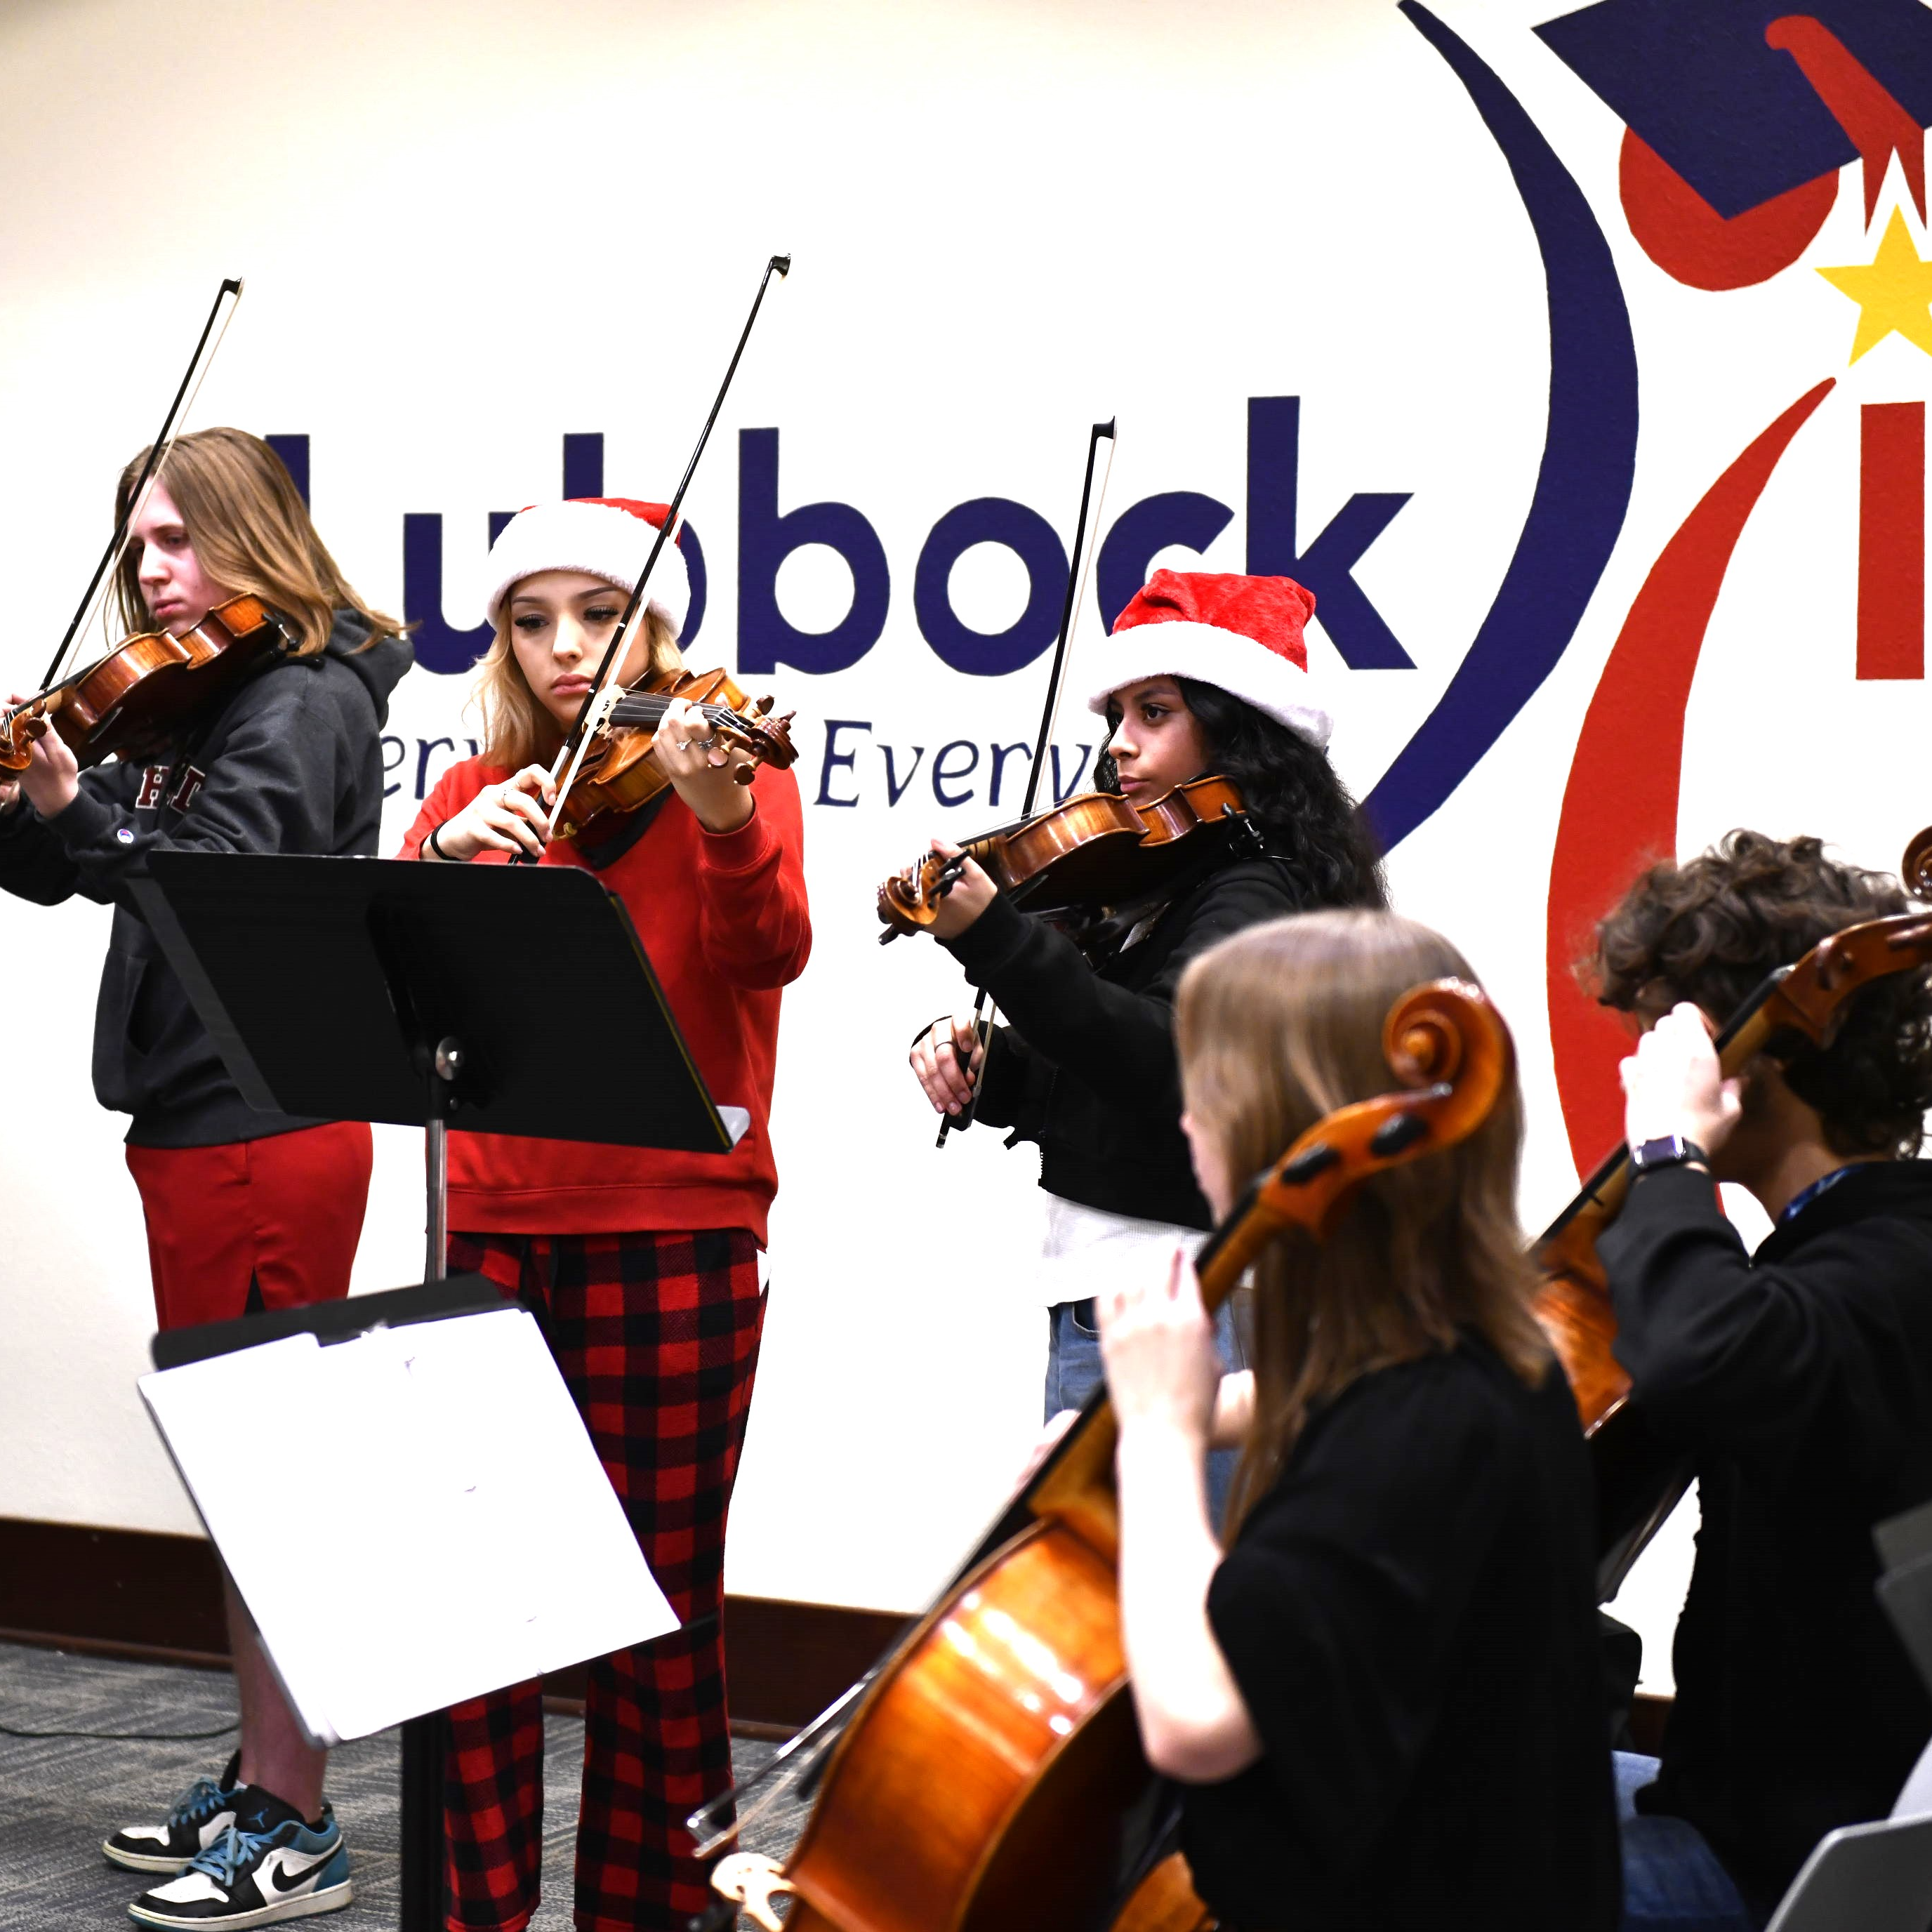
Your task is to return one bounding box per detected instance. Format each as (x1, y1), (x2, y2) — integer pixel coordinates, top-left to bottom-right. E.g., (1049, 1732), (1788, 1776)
(2, 594), (288, 775)
(875, 773), (1250, 941)
(548, 663), (797, 844)
(1537, 825), (1932, 1597)
(703, 979), (1512, 1932)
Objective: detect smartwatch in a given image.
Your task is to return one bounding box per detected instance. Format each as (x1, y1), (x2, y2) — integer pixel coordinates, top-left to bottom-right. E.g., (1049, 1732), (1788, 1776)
(1629, 1134), (1709, 1176)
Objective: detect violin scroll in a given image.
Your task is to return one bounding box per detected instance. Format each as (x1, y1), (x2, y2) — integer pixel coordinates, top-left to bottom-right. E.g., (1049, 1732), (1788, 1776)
(1902, 824), (1932, 901)
(1190, 979), (1511, 1297)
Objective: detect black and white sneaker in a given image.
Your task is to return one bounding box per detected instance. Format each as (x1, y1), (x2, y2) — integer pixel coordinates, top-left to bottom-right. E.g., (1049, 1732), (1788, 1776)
(127, 1788), (352, 1928)
(104, 1753), (243, 1874)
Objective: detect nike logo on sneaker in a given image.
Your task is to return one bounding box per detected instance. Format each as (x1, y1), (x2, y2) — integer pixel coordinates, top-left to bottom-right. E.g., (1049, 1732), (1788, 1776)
(262, 1846), (338, 1895)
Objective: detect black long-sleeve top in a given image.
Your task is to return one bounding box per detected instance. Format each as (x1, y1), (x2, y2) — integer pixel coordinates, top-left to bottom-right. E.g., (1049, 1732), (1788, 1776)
(1601, 1160), (1932, 1908)
(939, 855), (1309, 1227)
(0, 615), (411, 1145)
(1183, 1335), (1620, 1929)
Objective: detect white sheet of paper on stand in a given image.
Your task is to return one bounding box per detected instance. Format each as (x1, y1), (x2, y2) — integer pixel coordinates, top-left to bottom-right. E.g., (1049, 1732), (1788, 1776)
(139, 1306), (677, 1745)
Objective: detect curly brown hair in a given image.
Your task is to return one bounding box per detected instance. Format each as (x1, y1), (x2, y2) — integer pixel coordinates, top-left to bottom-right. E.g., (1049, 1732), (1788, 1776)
(1585, 830), (1932, 1158)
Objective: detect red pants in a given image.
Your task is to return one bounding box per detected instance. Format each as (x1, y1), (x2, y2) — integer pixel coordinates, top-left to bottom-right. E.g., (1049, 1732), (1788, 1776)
(442, 1226), (765, 1932)
(125, 1121), (373, 1331)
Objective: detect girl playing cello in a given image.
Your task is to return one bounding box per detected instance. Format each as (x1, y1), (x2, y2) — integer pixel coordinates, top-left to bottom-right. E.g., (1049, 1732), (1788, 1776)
(1099, 910), (1619, 1928)
(401, 496), (810, 1932)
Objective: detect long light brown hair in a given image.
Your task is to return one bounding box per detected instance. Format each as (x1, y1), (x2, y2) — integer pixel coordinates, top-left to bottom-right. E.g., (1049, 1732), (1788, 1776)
(1175, 910), (1551, 1530)
(472, 595), (682, 769)
(113, 428), (402, 660)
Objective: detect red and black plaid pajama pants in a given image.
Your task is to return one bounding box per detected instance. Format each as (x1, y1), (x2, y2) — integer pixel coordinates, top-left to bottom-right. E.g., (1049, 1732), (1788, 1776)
(441, 1226), (765, 1932)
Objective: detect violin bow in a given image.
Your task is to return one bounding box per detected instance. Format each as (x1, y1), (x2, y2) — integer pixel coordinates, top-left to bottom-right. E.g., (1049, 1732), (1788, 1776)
(937, 416), (1116, 1148)
(39, 277), (245, 692)
(522, 253), (791, 861)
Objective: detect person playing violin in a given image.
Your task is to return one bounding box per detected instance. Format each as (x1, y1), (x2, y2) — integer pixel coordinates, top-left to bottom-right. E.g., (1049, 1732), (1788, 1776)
(906, 570), (1384, 1457)
(1097, 908), (1619, 1930)
(399, 496), (811, 1932)
(0, 426), (411, 1928)
(1584, 831), (1932, 1928)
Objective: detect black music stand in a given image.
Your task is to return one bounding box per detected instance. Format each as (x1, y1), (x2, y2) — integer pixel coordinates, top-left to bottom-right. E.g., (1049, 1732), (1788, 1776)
(131, 853), (741, 1932)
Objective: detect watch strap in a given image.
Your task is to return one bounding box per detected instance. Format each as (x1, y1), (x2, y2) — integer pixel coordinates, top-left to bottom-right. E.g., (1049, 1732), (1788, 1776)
(1630, 1134), (1709, 1175)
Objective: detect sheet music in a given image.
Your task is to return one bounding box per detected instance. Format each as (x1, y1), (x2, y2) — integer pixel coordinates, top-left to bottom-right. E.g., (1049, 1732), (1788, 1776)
(140, 1306), (676, 1745)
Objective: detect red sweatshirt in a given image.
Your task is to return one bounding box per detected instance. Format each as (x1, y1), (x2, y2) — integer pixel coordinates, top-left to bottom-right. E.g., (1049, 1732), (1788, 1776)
(399, 762), (811, 1242)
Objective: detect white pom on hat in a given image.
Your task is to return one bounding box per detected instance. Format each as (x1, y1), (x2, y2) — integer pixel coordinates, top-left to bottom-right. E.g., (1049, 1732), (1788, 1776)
(1083, 569), (1332, 747)
(484, 497), (690, 637)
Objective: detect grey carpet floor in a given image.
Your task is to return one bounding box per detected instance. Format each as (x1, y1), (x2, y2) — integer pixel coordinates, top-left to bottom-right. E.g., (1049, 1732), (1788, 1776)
(0, 1641), (806, 1929)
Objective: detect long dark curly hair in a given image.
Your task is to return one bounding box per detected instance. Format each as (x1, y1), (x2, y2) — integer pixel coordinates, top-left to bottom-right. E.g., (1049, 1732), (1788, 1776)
(1586, 829), (1932, 1158)
(1097, 679), (1387, 909)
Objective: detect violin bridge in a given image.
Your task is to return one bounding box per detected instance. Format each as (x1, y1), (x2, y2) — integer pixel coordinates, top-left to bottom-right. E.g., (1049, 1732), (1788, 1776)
(710, 1852), (798, 1931)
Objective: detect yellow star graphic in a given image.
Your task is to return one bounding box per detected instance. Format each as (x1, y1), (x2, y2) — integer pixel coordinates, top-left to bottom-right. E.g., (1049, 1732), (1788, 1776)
(1817, 207), (1932, 363)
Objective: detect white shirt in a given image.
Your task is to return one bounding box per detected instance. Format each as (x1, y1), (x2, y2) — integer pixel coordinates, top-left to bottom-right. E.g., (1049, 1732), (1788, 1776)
(1036, 1193), (1203, 1307)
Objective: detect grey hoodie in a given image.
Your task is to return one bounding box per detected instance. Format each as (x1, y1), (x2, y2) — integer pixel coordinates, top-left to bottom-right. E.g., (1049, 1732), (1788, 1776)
(0, 609), (413, 1144)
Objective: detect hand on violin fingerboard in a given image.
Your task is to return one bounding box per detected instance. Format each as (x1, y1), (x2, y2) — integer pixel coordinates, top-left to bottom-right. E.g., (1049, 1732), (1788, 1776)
(428, 765), (556, 861)
(922, 839), (997, 939)
(650, 695), (755, 835)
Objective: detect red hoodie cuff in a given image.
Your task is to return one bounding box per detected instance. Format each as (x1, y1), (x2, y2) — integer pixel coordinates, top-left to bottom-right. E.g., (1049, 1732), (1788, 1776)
(696, 796), (774, 874)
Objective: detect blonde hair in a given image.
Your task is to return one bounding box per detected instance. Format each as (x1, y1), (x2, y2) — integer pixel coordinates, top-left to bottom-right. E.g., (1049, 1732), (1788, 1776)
(114, 428), (402, 660)
(472, 597), (682, 769)
(1175, 909), (1550, 1530)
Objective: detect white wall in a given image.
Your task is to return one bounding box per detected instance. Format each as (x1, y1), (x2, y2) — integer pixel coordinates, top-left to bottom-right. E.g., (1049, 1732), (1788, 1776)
(4, 0), (1926, 1692)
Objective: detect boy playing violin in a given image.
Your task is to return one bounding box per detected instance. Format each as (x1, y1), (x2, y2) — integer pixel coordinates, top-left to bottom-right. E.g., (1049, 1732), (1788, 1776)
(402, 496), (810, 1932)
(1589, 831), (1932, 1926)
(0, 427), (411, 1928)
(1099, 909), (1619, 1928)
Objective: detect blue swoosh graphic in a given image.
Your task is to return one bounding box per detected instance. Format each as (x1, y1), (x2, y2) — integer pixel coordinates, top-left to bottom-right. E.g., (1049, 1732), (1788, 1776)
(1363, 3), (1639, 851)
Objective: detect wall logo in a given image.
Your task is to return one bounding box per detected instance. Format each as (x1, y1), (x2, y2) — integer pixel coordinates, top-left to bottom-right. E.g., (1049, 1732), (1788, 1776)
(1535, 0), (1932, 1163)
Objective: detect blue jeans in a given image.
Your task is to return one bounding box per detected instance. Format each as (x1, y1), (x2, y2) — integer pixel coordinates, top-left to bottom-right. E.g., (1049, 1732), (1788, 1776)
(1046, 1297), (1245, 1528)
(1615, 1752), (1761, 1931)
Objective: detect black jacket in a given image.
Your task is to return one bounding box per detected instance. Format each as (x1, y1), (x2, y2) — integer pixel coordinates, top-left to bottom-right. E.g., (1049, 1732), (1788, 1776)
(1602, 1160), (1932, 1909)
(939, 854), (1309, 1227)
(0, 611), (411, 1146)
(1185, 1337), (1620, 1930)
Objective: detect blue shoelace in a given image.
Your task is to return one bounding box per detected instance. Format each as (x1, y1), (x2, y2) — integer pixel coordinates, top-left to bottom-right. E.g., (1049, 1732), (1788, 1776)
(168, 1778), (232, 1830)
(185, 1823), (279, 1887)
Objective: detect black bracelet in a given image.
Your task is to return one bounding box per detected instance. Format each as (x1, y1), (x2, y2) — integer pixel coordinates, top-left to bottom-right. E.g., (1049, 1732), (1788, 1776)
(426, 821), (454, 861)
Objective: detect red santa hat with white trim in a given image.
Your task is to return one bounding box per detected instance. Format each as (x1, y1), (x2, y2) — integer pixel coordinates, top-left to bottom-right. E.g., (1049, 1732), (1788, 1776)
(1083, 569), (1330, 748)
(483, 497), (691, 639)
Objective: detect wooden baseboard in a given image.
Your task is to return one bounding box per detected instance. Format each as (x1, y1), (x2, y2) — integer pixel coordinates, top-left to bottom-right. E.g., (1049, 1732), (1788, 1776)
(0, 1516), (904, 1735)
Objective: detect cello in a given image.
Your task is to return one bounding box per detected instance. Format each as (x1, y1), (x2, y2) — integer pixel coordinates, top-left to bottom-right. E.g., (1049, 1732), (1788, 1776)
(1535, 824), (1932, 1596)
(704, 977), (1513, 1932)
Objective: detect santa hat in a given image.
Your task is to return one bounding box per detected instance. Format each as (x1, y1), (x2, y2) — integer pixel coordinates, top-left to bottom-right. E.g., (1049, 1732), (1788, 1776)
(1084, 569), (1330, 747)
(484, 497), (690, 637)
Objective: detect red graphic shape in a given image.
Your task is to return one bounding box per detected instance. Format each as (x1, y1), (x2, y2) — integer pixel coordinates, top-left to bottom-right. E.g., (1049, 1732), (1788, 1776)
(1620, 128), (1836, 291)
(1859, 400), (1925, 679)
(1767, 15), (1928, 223)
(1545, 380), (1836, 1174)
